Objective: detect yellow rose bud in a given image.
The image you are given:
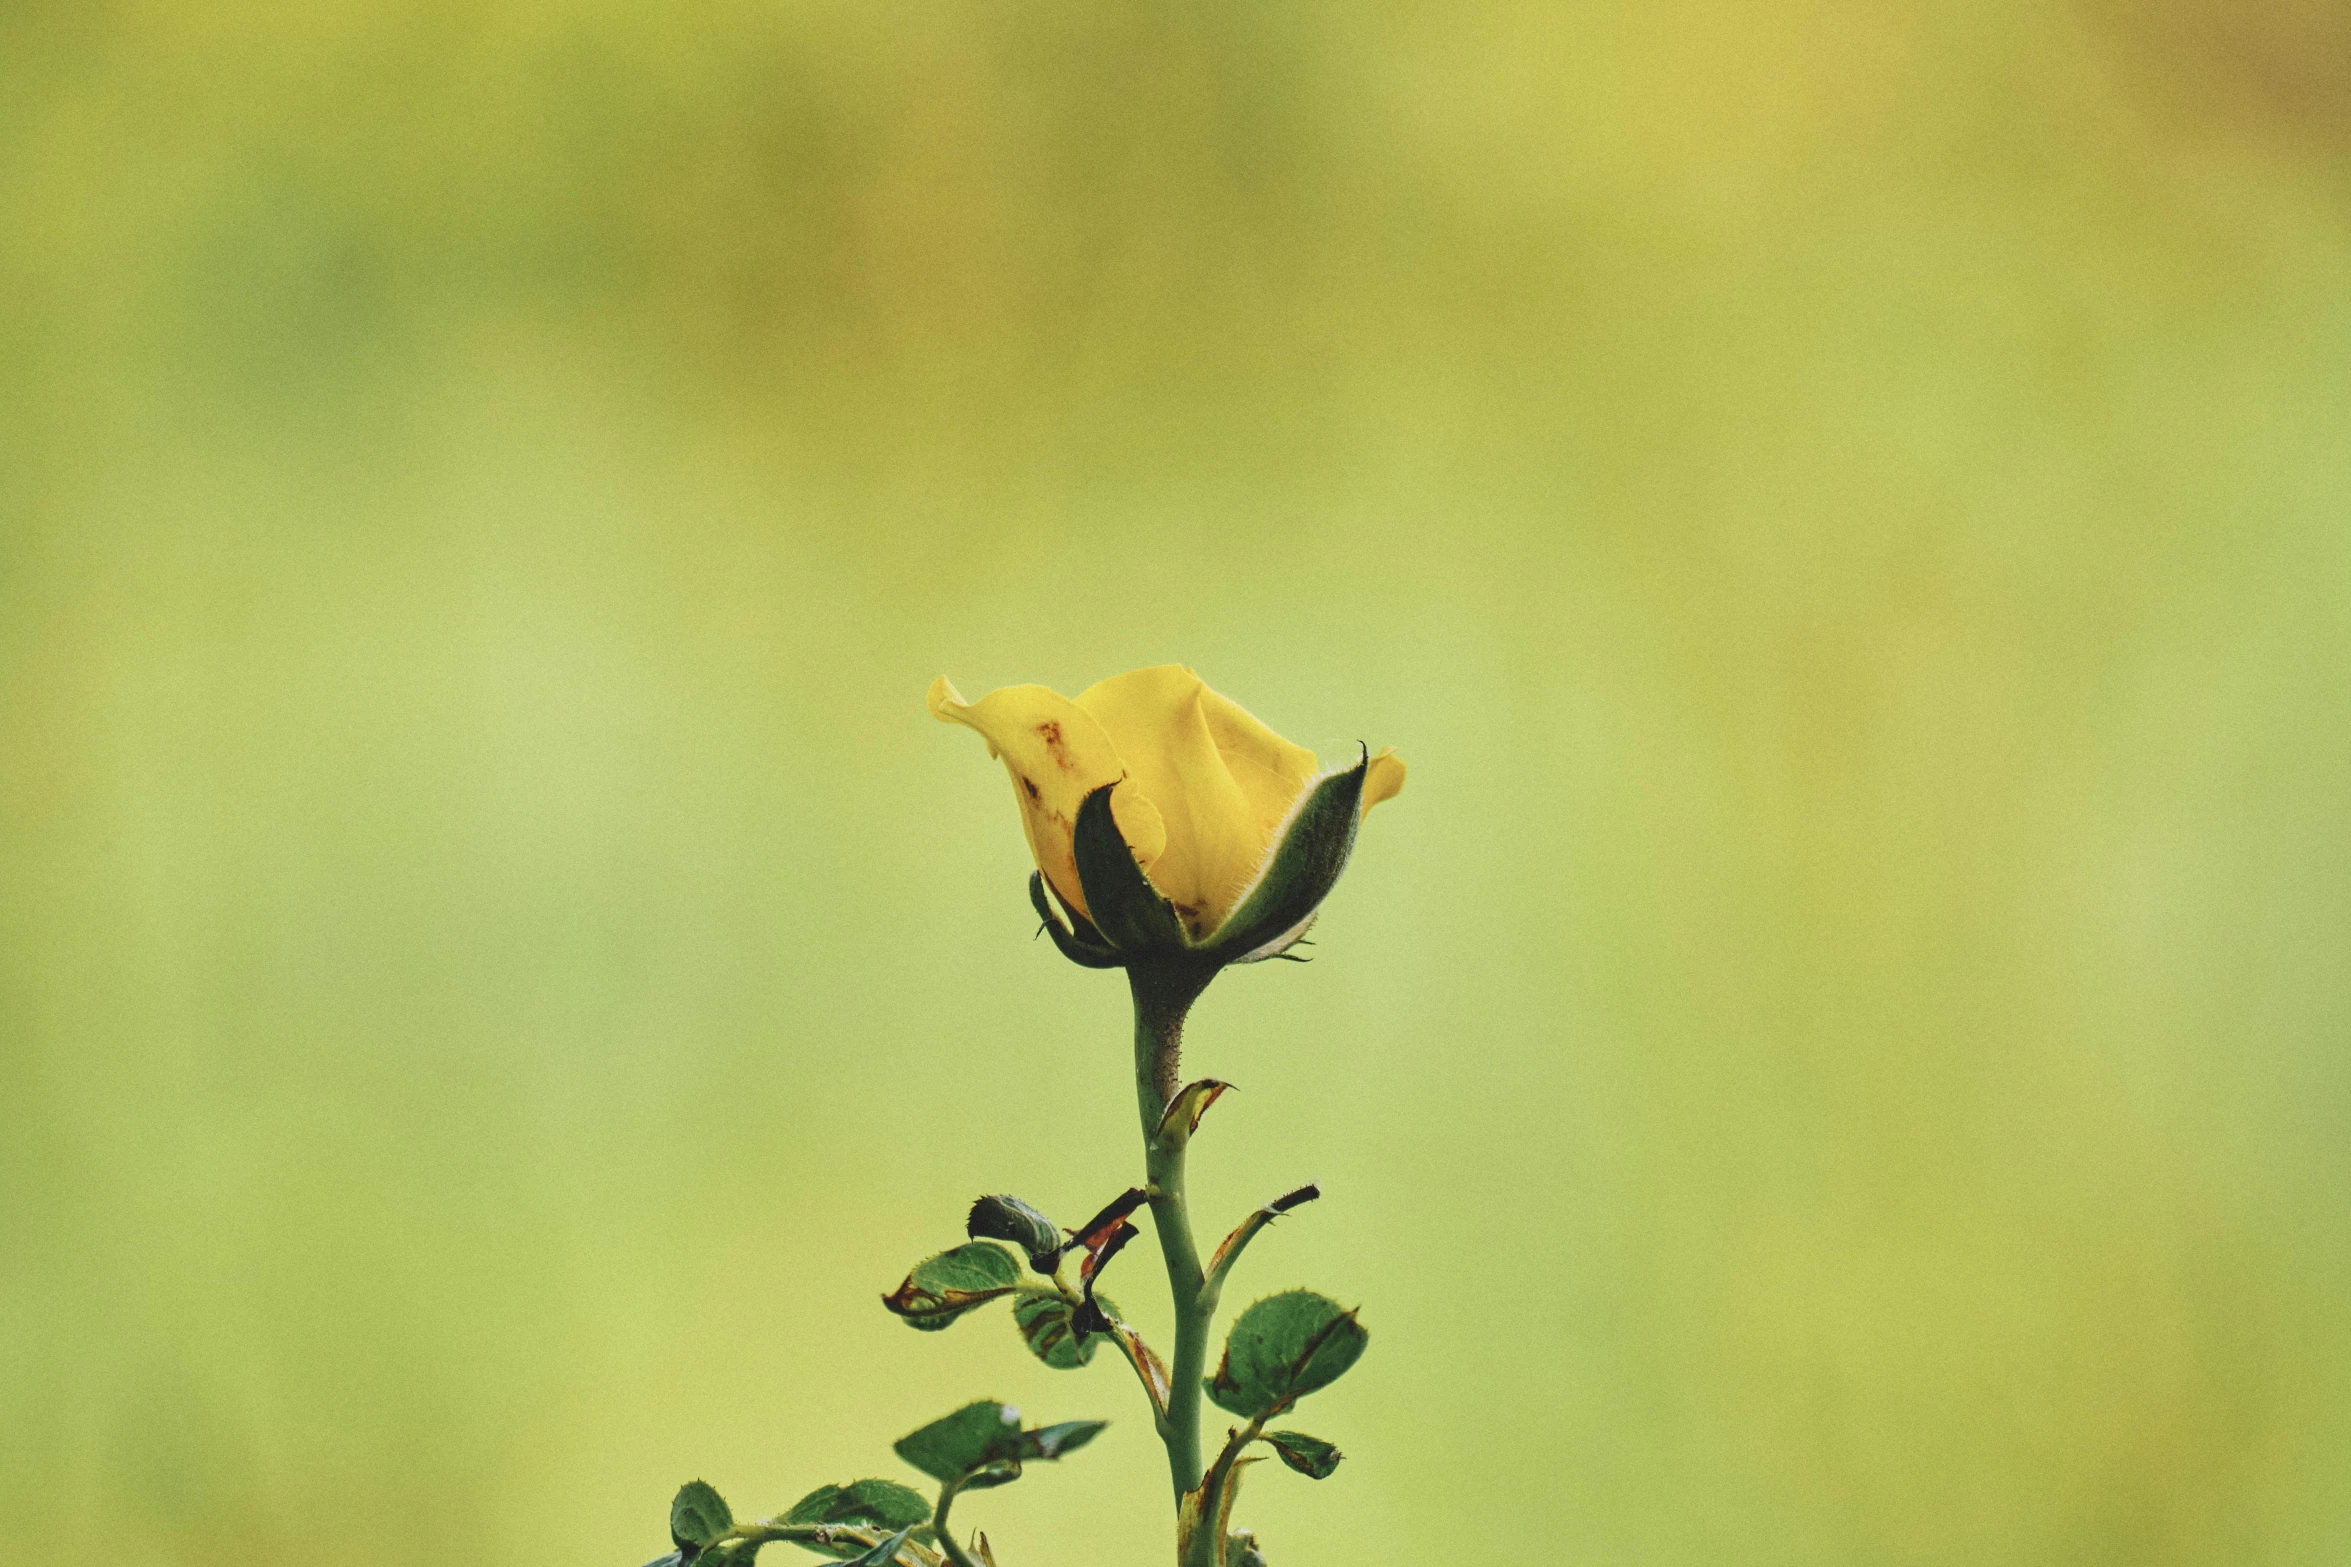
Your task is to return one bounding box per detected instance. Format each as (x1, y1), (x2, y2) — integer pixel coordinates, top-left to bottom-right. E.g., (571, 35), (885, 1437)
(929, 666), (1403, 961)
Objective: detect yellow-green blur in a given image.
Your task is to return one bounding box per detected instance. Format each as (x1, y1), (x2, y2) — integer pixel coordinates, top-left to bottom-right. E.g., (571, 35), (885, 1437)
(4, 2), (2348, 1563)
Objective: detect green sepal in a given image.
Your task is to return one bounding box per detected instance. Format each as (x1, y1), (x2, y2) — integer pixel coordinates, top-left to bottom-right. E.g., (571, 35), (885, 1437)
(1153, 1079), (1233, 1149)
(967, 1194), (1064, 1272)
(1229, 1532), (1270, 1567)
(1013, 1287), (1121, 1368)
(1048, 875), (1114, 950)
(1072, 783), (1189, 954)
(1204, 1291), (1369, 1420)
(1204, 754), (1368, 961)
(1029, 873), (1124, 968)
(671, 1481), (734, 1552)
(1261, 1430), (1343, 1479)
(882, 1242), (1023, 1330)
(893, 1400), (1108, 1486)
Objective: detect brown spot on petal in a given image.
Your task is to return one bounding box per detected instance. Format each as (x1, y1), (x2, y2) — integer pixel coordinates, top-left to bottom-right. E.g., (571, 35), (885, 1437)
(1022, 777), (1041, 800)
(1036, 719), (1076, 767)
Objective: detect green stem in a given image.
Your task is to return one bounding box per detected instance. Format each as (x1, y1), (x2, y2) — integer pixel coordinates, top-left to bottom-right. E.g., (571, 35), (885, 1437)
(1183, 1413), (1271, 1567)
(931, 1479), (982, 1567)
(724, 1523), (920, 1563)
(1129, 962), (1215, 1507)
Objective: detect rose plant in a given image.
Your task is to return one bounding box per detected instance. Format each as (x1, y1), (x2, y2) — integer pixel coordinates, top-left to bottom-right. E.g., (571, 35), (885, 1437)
(640, 667), (1404, 1567)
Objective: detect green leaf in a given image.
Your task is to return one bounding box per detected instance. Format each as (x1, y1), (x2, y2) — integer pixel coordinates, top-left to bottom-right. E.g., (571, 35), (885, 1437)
(1072, 783), (1190, 953)
(778, 1498), (841, 1527)
(894, 1400), (1025, 1484)
(893, 1400), (1109, 1487)
(1017, 1419), (1107, 1461)
(672, 1481), (734, 1551)
(1204, 1291), (1369, 1420)
(840, 1527), (915, 1567)
(780, 1478), (934, 1538)
(1013, 1288), (1122, 1369)
(958, 1460), (1024, 1491)
(882, 1242), (1023, 1330)
(1203, 755), (1369, 961)
(966, 1195), (1064, 1271)
(784, 1478), (931, 1532)
(1261, 1430), (1343, 1479)
(1067, 1188), (1149, 1255)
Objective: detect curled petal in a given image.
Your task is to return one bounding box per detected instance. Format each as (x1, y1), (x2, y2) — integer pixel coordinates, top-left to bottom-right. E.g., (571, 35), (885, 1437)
(930, 676), (1166, 919)
(1362, 747), (1406, 817)
(1198, 684), (1321, 843)
(1075, 666), (1266, 938)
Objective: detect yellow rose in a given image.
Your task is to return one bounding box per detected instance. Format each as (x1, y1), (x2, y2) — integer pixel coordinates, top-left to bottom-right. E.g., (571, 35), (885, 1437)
(929, 666), (1404, 965)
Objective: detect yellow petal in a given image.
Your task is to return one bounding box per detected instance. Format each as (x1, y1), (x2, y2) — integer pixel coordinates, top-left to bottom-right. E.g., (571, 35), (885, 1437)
(1362, 747), (1406, 817)
(1074, 666), (1268, 937)
(1197, 684), (1321, 844)
(929, 676), (1167, 920)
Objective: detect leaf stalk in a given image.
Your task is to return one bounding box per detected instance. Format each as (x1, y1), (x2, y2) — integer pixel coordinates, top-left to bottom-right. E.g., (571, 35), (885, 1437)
(930, 1478), (984, 1567)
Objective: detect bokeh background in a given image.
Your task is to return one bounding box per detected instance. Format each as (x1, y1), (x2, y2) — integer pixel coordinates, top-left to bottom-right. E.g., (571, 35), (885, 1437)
(6, 1), (2351, 1562)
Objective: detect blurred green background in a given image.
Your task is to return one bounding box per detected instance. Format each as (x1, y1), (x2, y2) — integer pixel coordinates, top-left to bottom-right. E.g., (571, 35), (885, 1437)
(5, 1), (2350, 1562)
